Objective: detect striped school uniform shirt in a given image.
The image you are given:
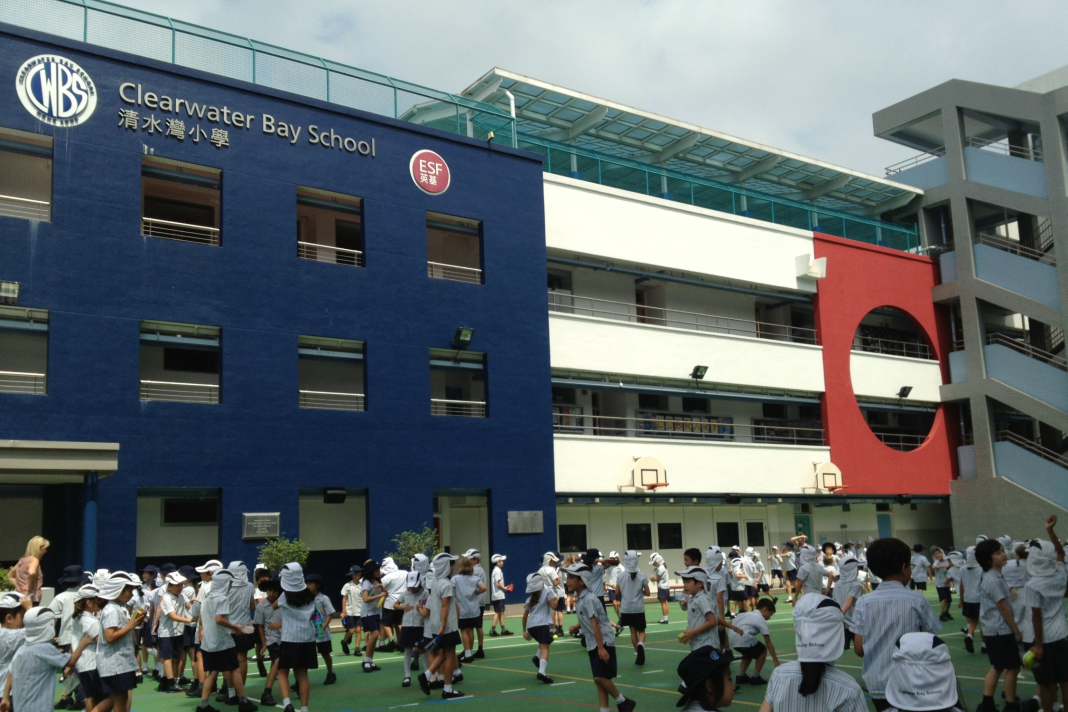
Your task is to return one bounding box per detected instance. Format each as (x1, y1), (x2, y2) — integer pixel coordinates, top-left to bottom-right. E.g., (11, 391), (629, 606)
(764, 662), (868, 712)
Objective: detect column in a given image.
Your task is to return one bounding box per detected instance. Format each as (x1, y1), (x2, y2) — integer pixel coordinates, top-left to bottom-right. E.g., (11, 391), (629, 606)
(82, 472), (98, 572)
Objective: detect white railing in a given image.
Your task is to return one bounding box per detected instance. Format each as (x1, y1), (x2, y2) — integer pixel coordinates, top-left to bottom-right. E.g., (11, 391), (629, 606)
(553, 413), (824, 446)
(0, 194), (50, 221)
(431, 398), (486, 417)
(299, 390), (365, 411)
(428, 261), (482, 284)
(969, 136), (1042, 161)
(0, 370), (46, 395)
(140, 380), (219, 404)
(987, 333), (1068, 371)
(976, 232), (1056, 266)
(871, 431), (928, 451)
(852, 335), (934, 360)
(548, 292), (817, 344)
(142, 217), (220, 246)
(885, 147), (946, 176)
(297, 241), (363, 267)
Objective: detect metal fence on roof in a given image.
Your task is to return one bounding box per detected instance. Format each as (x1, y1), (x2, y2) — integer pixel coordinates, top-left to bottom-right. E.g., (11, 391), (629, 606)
(0, 0), (518, 145)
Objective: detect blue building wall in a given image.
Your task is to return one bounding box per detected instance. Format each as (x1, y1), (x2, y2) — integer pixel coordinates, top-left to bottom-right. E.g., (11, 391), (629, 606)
(0, 25), (555, 599)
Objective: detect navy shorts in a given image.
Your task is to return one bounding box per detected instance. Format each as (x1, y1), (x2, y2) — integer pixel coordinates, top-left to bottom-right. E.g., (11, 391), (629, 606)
(381, 608), (398, 627)
(528, 625), (554, 645)
(985, 633), (1021, 671)
(493, 600), (506, 613)
(399, 627), (425, 650)
(936, 586), (952, 602)
(910, 580), (927, 591)
(786, 570), (797, 582)
(735, 641), (766, 661)
(555, 598), (567, 612)
(657, 588), (670, 601)
(139, 628), (156, 647)
(158, 635), (182, 660)
(343, 616), (360, 630)
(278, 642), (318, 670)
(744, 586), (757, 599)
(607, 590), (618, 603)
(100, 671), (137, 694)
(459, 617), (482, 630)
(266, 643), (280, 662)
(771, 570), (782, 578)
(618, 612), (646, 632)
(962, 601), (980, 619)
(232, 633), (255, 653)
(1033, 638), (1068, 686)
(729, 590), (747, 602)
(437, 630), (462, 649)
(202, 647), (239, 673)
(78, 670), (106, 701)
(588, 645), (618, 679)
(182, 627), (197, 648)
(757, 584), (770, 593)
(361, 615), (380, 632)
(316, 640), (332, 655)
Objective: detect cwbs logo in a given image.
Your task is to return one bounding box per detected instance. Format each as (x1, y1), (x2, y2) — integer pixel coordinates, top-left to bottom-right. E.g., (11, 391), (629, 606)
(16, 55), (97, 127)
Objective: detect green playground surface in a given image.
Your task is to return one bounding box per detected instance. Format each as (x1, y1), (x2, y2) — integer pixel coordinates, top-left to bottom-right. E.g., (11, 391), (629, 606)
(99, 592), (1036, 712)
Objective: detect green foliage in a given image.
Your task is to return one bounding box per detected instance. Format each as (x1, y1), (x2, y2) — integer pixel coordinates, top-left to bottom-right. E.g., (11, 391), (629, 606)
(385, 524), (440, 569)
(257, 535), (310, 574)
(0, 568), (11, 592)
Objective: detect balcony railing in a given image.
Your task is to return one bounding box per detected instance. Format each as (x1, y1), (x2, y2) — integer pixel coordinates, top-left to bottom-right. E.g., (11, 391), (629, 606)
(976, 232), (1056, 266)
(431, 398), (486, 417)
(987, 333), (1067, 372)
(297, 241), (363, 267)
(142, 217), (220, 246)
(0, 370), (46, 395)
(140, 380), (219, 404)
(852, 335), (934, 360)
(548, 292), (817, 345)
(871, 430), (928, 451)
(299, 390), (365, 411)
(553, 413), (824, 446)
(997, 430), (1068, 470)
(969, 136), (1042, 161)
(428, 261), (482, 284)
(885, 147), (946, 176)
(0, 194), (50, 221)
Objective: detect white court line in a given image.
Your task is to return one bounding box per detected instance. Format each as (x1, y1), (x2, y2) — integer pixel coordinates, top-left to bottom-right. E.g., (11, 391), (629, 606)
(389, 705), (420, 709)
(501, 689), (526, 693)
(641, 670), (664, 674)
(552, 681), (575, 686)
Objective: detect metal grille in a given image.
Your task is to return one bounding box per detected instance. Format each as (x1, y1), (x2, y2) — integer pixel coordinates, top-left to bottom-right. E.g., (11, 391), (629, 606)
(0, 195), (50, 221)
(0, 370), (46, 395)
(140, 380), (219, 403)
(142, 217), (220, 246)
(299, 390), (365, 411)
(428, 262), (482, 284)
(431, 399), (486, 418)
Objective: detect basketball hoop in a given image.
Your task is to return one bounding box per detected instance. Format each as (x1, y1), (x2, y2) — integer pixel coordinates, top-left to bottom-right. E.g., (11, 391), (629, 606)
(646, 482), (668, 491)
(826, 485), (849, 493)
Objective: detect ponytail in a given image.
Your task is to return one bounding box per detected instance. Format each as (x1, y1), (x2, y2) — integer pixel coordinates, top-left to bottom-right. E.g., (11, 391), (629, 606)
(530, 590), (541, 606)
(73, 598), (89, 620)
(629, 572), (637, 580)
(798, 662), (826, 696)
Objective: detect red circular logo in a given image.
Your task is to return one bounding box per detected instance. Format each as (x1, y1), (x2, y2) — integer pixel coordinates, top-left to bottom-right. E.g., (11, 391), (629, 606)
(410, 149), (450, 195)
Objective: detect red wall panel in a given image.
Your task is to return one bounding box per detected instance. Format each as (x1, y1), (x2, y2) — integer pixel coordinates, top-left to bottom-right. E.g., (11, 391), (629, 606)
(813, 233), (957, 495)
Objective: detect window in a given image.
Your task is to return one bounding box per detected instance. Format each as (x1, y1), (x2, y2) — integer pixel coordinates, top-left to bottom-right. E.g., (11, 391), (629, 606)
(716, 522), (740, 548)
(0, 126), (52, 221)
(547, 269), (572, 292)
(140, 320), (220, 403)
(162, 497), (218, 525)
(0, 306), (48, 395)
(626, 523), (653, 550)
(552, 387), (577, 404)
(745, 521), (766, 547)
(638, 393), (668, 411)
(681, 397), (709, 414)
(558, 524), (587, 553)
(427, 212), (482, 284)
(430, 348), (486, 417)
(762, 403), (787, 420)
(141, 156), (221, 246)
(298, 336), (365, 411)
(296, 186), (364, 267)
(876, 503), (890, 512)
(657, 523), (683, 549)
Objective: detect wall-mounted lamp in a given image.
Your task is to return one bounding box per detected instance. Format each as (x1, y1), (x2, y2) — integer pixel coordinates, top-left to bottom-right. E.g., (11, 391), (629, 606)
(0, 281), (19, 305)
(690, 365), (708, 380)
(452, 327), (474, 350)
(896, 386), (912, 399)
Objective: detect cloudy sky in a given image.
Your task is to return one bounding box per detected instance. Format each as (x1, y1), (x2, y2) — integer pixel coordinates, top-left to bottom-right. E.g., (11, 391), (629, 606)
(117, 0), (1068, 177)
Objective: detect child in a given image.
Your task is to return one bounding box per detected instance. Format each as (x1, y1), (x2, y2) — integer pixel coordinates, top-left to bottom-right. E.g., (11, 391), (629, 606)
(197, 568), (256, 712)
(852, 538), (942, 711)
(1002, 543), (1033, 662)
(769, 546), (783, 589)
(539, 553), (564, 636)
(909, 544), (932, 591)
(566, 562), (636, 712)
(960, 544), (984, 653)
(728, 553), (749, 616)
(2, 608), (88, 712)
(394, 570), (427, 688)
(95, 571), (147, 712)
(729, 598), (780, 685)
(339, 564), (362, 656)
(796, 543), (824, 599)
(832, 554), (861, 650)
(946, 550), (964, 599)
(0, 593), (28, 708)
(605, 551), (622, 629)
(703, 547), (729, 642)
(675, 646), (734, 711)
(743, 548), (762, 609)
(305, 574), (337, 684)
(676, 550), (702, 612)
(378, 558), (407, 654)
(650, 553), (670, 624)
(974, 537), (1023, 712)
(179, 565), (200, 687)
(522, 572), (557, 684)
(762, 593), (866, 712)
(417, 552), (463, 699)
(616, 550), (650, 665)
(885, 632), (966, 712)
(489, 554), (512, 636)
(359, 560), (386, 672)
(69, 584), (105, 712)
(276, 562), (316, 712)
(51, 565), (88, 710)
(1026, 516), (1068, 712)
(253, 577), (283, 706)
(781, 542), (798, 603)
(753, 552), (770, 597)
(158, 570), (193, 692)
(678, 566), (735, 661)
(452, 556), (487, 664)
(931, 547), (954, 621)
(224, 562), (256, 697)
(462, 550), (488, 658)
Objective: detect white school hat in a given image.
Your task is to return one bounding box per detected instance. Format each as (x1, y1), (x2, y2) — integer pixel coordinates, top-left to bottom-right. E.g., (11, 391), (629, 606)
(463, 549), (480, 559)
(675, 566), (707, 583)
(24, 606), (56, 645)
(564, 562), (595, 587)
(885, 633), (958, 711)
(793, 593), (845, 663)
(196, 559), (223, 573)
(405, 570), (422, 588)
(526, 573), (546, 594)
(542, 552), (560, 563)
(0, 592), (23, 608)
(280, 562), (306, 593)
(76, 584), (101, 600)
(490, 554), (506, 563)
(165, 571), (187, 586)
(623, 550), (641, 573)
(608, 551), (619, 559)
(996, 535), (1012, 551)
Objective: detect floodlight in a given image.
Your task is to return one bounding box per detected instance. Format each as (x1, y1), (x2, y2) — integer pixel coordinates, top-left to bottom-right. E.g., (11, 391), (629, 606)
(690, 365), (708, 380)
(0, 281), (19, 305)
(451, 327), (474, 350)
(896, 386), (912, 399)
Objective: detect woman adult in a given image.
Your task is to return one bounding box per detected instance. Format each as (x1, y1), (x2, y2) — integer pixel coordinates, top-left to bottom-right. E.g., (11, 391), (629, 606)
(7, 537), (49, 605)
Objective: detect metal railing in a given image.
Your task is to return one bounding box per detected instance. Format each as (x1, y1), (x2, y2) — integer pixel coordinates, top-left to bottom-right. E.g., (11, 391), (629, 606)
(885, 147), (946, 176)
(969, 136), (1042, 161)
(871, 431), (928, 451)
(431, 399), (486, 418)
(0, 370), (46, 395)
(976, 232), (1056, 266)
(428, 262), (482, 285)
(299, 390), (365, 411)
(297, 241), (363, 267)
(852, 335), (934, 360)
(996, 430), (1068, 470)
(987, 333), (1067, 371)
(140, 379), (219, 404)
(0, 194), (50, 221)
(142, 217), (220, 246)
(547, 292), (818, 345)
(553, 413), (825, 446)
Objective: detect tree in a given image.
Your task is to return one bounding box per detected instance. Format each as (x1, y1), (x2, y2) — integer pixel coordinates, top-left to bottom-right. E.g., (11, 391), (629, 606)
(257, 535), (310, 574)
(385, 524), (440, 569)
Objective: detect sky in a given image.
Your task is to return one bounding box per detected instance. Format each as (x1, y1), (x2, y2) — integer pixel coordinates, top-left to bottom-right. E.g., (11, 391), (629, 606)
(115, 0), (1068, 178)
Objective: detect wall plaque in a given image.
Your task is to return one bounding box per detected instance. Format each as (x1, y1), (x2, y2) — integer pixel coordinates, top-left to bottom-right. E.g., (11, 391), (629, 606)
(507, 510), (544, 534)
(242, 512), (280, 540)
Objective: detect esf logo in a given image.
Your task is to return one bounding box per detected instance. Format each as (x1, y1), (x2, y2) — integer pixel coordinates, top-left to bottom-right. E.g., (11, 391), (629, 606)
(16, 55), (97, 127)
